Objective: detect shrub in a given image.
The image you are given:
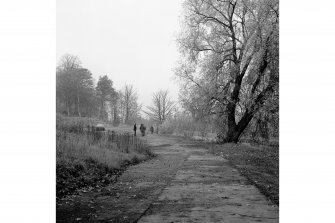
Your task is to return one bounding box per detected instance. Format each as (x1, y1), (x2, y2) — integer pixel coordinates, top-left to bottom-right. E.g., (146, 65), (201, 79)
(160, 113), (214, 139)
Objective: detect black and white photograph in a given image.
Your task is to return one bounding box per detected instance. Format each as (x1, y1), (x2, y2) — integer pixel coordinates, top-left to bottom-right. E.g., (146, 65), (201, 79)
(2, 0), (335, 222)
(56, 0), (279, 222)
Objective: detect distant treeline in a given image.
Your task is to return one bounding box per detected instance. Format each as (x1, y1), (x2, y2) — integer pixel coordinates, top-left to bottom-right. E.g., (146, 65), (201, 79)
(56, 54), (141, 125)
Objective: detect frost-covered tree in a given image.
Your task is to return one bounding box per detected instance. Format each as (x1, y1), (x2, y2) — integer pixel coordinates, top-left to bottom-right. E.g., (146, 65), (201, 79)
(176, 0), (279, 142)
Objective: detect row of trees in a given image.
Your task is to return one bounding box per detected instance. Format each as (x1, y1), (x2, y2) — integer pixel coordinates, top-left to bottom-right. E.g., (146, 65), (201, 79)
(56, 54), (176, 126)
(56, 54), (141, 125)
(176, 0), (279, 142)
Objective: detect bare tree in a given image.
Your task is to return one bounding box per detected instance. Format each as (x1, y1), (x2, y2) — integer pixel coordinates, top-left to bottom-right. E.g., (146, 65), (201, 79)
(57, 54), (81, 71)
(119, 84), (141, 124)
(145, 90), (175, 124)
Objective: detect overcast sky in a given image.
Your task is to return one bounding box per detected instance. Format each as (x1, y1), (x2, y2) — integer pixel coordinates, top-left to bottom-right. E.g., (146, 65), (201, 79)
(57, 0), (183, 109)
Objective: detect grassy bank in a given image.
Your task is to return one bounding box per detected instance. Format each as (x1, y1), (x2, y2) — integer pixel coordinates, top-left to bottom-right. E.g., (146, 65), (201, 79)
(206, 142), (279, 205)
(56, 115), (154, 198)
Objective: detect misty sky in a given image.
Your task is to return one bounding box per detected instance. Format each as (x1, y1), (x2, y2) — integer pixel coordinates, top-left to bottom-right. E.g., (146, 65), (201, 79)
(57, 0), (183, 109)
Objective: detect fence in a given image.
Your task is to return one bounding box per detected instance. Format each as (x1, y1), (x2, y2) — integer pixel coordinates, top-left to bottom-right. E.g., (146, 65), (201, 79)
(57, 123), (147, 154)
(86, 128), (146, 154)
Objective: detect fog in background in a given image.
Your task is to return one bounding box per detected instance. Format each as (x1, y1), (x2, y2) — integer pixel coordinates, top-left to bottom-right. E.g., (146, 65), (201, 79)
(57, 0), (182, 108)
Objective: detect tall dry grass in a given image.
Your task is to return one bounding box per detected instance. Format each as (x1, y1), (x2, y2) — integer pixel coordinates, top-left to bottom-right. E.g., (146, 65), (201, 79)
(56, 131), (151, 169)
(56, 114), (153, 198)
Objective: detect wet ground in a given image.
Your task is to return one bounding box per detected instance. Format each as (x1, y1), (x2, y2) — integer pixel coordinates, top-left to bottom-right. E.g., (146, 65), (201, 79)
(57, 134), (278, 223)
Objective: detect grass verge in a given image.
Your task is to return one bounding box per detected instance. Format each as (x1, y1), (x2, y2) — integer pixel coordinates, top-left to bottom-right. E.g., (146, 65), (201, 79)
(206, 142), (279, 205)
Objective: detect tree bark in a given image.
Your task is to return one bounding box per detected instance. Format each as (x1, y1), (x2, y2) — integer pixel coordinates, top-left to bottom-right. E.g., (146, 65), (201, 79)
(223, 81), (274, 143)
(224, 108), (254, 143)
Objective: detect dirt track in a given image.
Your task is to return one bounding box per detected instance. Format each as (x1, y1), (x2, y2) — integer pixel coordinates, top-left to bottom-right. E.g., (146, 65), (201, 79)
(57, 134), (278, 223)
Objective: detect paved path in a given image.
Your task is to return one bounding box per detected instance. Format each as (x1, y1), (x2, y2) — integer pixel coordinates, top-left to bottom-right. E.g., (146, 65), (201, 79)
(138, 135), (278, 223)
(57, 135), (278, 223)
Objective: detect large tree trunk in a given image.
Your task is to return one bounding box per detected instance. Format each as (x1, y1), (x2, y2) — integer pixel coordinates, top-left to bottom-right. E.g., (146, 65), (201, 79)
(225, 103), (238, 142)
(224, 119), (253, 143)
(223, 104), (254, 143)
(223, 82), (273, 143)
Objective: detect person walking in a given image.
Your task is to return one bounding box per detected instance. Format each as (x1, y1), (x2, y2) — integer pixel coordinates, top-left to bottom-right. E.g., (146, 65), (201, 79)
(133, 123), (137, 136)
(150, 126), (154, 134)
(140, 124), (146, 136)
